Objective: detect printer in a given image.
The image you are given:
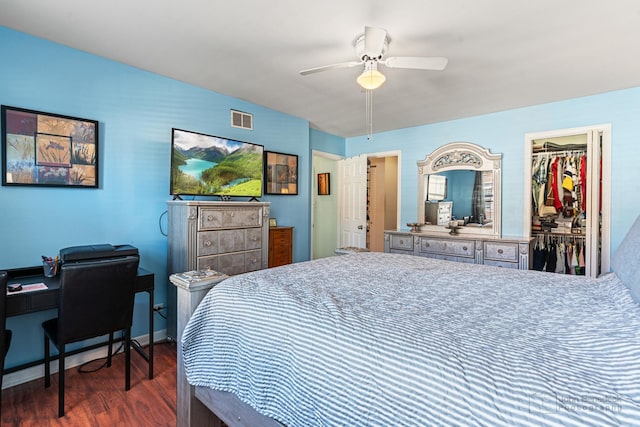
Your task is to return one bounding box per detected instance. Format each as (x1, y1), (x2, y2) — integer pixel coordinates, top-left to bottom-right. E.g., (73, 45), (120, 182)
(59, 243), (139, 263)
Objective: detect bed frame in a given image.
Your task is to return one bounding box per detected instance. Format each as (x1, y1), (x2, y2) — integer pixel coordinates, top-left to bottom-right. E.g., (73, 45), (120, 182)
(171, 276), (283, 427)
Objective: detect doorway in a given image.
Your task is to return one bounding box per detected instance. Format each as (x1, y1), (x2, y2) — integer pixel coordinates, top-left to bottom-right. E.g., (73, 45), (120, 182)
(311, 151), (342, 259)
(524, 124), (611, 277)
(311, 150), (400, 258)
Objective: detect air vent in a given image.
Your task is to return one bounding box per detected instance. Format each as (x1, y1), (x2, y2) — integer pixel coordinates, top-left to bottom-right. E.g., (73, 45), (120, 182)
(230, 110), (253, 130)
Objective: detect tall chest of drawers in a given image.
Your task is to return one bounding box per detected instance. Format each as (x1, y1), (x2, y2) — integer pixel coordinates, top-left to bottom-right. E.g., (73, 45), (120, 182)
(166, 200), (270, 339)
(268, 226), (294, 267)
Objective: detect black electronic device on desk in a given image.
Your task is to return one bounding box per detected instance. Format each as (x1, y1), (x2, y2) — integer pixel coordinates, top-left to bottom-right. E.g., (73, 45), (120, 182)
(59, 243), (139, 263)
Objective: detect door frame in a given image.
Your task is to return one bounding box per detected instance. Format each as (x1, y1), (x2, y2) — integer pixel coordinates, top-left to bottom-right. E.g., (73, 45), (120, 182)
(365, 150), (403, 230)
(523, 124), (611, 275)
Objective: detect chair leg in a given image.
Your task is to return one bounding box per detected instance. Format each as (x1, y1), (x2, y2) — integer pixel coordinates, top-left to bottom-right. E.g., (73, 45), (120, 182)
(125, 328), (131, 391)
(58, 344), (65, 417)
(107, 332), (114, 367)
(44, 335), (51, 388)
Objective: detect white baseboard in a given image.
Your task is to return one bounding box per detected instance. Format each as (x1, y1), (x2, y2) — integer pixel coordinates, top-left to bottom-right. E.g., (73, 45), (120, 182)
(2, 329), (168, 390)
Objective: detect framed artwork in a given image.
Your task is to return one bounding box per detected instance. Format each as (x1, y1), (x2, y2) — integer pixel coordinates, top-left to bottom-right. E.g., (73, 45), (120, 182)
(1, 105), (99, 188)
(317, 172), (330, 195)
(269, 218), (277, 227)
(264, 151), (298, 195)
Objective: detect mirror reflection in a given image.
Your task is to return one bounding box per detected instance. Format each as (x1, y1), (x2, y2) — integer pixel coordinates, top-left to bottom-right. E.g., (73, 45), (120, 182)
(423, 170), (493, 227)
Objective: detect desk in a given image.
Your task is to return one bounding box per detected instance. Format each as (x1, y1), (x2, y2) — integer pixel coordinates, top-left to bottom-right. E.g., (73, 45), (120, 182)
(4, 266), (155, 379)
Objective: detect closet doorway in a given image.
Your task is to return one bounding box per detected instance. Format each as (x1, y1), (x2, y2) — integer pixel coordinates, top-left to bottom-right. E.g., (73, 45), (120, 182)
(524, 124), (611, 278)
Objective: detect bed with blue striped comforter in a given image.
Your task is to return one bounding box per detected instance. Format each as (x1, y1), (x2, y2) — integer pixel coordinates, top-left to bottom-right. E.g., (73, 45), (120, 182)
(182, 252), (640, 426)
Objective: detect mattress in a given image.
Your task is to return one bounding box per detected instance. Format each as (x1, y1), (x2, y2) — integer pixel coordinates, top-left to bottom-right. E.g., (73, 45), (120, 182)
(182, 252), (640, 426)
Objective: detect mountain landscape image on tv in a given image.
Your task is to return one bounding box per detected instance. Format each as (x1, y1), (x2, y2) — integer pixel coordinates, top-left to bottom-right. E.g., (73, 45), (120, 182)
(170, 128), (264, 197)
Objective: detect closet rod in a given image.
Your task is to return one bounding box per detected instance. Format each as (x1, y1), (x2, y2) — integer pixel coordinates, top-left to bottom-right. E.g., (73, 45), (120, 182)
(532, 149), (587, 158)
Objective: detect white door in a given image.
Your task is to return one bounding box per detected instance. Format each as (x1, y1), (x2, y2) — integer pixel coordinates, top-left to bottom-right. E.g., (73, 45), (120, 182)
(338, 154), (368, 248)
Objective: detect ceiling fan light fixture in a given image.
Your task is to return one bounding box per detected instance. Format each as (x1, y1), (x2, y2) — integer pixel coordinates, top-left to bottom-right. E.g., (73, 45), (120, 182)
(357, 61), (386, 90)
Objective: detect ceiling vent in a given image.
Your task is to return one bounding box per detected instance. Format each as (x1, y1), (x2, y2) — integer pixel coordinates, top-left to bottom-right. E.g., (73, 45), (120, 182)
(231, 110), (253, 130)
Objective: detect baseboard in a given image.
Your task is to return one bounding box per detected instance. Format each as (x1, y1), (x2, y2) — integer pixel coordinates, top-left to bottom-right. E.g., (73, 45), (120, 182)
(2, 329), (168, 390)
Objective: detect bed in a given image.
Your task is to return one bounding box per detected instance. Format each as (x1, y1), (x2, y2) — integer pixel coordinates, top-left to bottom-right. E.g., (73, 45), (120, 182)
(177, 215), (640, 427)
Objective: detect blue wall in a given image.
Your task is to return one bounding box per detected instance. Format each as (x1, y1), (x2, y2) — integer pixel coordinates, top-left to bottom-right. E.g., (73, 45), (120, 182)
(309, 128), (345, 157)
(3, 23), (640, 371)
(346, 88), (640, 256)
(0, 27), (311, 368)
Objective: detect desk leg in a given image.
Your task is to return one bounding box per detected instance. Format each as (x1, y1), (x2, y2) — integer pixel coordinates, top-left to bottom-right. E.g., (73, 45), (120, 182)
(130, 289), (154, 379)
(148, 289), (154, 379)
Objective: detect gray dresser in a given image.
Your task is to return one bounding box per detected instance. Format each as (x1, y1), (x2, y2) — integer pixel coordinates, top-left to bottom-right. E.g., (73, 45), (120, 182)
(384, 230), (532, 270)
(166, 200), (270, 339)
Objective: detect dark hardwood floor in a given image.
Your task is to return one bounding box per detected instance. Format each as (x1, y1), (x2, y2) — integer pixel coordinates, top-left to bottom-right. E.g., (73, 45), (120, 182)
(1, 341), (177, 426)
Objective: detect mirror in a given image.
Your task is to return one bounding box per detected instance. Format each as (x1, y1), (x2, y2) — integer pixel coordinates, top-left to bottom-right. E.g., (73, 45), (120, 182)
(417, 142), (502, 237)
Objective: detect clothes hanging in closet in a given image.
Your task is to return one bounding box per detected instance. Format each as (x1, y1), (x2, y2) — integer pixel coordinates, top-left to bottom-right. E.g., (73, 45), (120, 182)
(532, 236), (585, 276)
(531, 152), (586, 218)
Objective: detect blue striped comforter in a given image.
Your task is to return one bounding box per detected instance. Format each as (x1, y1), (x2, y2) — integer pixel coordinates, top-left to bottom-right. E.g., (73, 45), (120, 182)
(182, 252), (640, 426)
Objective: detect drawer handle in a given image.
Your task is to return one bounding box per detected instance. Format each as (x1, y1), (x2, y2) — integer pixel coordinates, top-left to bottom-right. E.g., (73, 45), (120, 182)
(250, 258), (257, 264)
(498, 249), (504, 254)
(463, 246), (468, 251)
(204, 240), (212, 247)
(399, 239), (404, 244)
(207, 215), (213, 221)
(425, 242), (430, 247)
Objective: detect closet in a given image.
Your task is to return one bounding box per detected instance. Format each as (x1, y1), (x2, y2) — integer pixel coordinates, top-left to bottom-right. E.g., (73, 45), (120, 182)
(524, 126), (611, 278)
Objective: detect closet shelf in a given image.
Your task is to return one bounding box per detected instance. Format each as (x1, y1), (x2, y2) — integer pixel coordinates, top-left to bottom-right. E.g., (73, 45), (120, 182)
(532, 230), (585, 238)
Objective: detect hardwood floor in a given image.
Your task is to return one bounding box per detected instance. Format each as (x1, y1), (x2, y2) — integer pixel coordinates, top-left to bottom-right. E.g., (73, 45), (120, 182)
(1, 341), (177, 426)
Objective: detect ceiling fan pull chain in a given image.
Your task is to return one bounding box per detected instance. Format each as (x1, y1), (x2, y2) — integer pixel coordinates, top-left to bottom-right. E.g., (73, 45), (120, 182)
(366, 89), (374, 140)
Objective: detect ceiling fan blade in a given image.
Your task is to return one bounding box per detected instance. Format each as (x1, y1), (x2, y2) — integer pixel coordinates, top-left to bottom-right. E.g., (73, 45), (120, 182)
(299, 61), (362, 75)
(383, 56), (449, 71)
(363, 26), (388, 59)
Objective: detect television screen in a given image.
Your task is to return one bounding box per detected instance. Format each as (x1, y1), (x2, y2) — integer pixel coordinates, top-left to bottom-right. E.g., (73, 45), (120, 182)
(170, 128), (264, 198)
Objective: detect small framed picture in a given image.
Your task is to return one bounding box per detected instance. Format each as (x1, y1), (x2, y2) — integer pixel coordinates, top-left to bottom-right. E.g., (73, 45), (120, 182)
(269, 218), (277, 227)
(264, 151), (298, 195)
(317, 172), (330, 195)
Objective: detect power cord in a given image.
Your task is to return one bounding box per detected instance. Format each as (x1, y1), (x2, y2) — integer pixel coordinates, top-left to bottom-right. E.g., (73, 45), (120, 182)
(158, 210), (168, 236)
(153, 305), (167, 319)
(78, 333), (126, 374)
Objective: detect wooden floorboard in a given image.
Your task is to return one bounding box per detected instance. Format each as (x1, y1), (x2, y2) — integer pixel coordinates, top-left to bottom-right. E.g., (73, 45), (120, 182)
(1, 341), (177, 426)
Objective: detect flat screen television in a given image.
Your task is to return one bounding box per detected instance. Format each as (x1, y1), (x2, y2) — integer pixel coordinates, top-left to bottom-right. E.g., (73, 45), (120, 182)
(170, 128), (264, 198)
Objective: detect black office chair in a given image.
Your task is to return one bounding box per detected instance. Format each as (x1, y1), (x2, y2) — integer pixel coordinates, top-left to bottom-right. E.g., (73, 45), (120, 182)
(1, 271), (12, 410)
(42, 256), (139, 417)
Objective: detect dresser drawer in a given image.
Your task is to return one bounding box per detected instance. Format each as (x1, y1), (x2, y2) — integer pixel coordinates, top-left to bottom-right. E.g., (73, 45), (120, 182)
(484, 241), (518, 262)
(420, 238), (475, 257)
(389, 235), (414, 251)
(198, 206), (262, 230)
(198, 228), (262, 256)
(197, 250), (262, 276)
(430, 253), (476, 264)
(484, 259), (519, 269)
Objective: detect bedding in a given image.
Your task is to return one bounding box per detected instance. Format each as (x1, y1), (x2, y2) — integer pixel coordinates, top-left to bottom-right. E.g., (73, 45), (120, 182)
(182, 252), (640, 426)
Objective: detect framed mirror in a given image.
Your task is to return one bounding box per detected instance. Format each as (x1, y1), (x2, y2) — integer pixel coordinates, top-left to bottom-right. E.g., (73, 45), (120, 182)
(417, 142), (502, 237)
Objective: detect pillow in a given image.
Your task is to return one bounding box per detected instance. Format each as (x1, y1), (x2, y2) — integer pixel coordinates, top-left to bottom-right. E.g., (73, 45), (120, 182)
(611, 214), (640, 303)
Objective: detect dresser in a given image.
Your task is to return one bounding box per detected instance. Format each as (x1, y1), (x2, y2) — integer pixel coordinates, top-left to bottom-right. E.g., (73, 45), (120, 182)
(166, 200), (270, 339)
(268, 226), (294, 268)
(384, 230), (532, 270)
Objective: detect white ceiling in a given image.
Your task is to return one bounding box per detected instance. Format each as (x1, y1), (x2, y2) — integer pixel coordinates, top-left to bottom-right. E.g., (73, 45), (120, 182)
(2, 1), (640, 138)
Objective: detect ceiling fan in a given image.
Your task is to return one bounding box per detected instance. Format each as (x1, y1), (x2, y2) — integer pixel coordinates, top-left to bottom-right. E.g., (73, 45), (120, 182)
(300, 26), (448, 90)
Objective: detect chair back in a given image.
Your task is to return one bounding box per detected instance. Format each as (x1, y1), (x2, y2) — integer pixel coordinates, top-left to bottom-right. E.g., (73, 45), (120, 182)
(57, 256), (139, 344)
(0, 271), (7, 358)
